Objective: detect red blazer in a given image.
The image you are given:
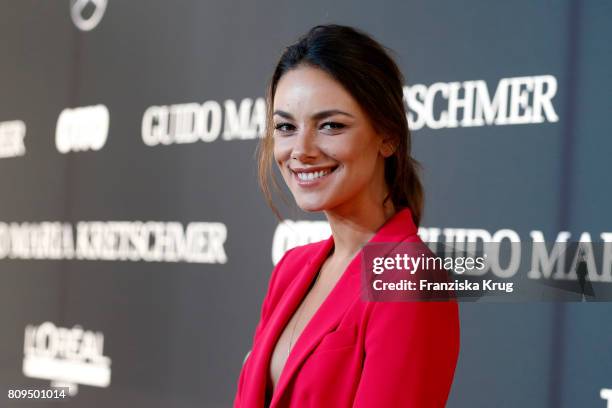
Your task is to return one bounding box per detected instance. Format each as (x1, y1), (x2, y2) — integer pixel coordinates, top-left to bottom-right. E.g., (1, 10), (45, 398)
(234, 208), (460, 407)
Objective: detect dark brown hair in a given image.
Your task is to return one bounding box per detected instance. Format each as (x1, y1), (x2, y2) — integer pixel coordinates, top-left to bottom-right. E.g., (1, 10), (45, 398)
(257, 24), (424, 226)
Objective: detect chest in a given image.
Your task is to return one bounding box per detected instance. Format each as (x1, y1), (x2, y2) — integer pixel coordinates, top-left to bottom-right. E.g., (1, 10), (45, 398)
(267, 266), (338, 392)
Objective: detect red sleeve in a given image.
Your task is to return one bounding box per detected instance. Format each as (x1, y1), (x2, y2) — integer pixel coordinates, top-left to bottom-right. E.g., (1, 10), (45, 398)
(352, 300), (460, 408)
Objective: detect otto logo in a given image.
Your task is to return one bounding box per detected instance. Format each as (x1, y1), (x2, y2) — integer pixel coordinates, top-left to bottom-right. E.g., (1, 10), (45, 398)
(23, 321), (111, 395)
(272, 220), (331, 265)
(70, 0), (107, 31)
(0, 120), (26, 159)
(55, 105), (109, 153)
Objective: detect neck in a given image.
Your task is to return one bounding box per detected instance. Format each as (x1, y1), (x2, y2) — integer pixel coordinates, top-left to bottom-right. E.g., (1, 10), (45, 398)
(324, 201), (396, 260)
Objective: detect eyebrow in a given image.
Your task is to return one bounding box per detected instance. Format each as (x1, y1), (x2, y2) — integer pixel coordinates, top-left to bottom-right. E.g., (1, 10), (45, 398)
(273, 109), (355, 121)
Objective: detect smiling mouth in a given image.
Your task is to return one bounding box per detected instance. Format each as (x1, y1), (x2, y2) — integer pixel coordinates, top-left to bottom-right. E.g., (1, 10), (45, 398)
(291, 165), (339, 182)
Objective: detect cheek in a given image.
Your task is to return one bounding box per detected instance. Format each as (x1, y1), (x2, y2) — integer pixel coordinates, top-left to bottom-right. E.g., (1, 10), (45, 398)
(323, 130), (379, 163)
(332, 144), (380, 183)
(273, 140), (290, 164)
(326, 141), (375, 167)
(320, 139), (351, 161)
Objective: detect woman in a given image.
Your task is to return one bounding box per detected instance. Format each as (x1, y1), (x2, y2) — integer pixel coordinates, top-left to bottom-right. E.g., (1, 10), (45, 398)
(234, 24), (460, 407)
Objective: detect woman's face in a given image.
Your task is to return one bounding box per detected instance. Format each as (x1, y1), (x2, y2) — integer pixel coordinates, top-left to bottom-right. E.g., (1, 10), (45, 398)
(272, 65), (392, 214)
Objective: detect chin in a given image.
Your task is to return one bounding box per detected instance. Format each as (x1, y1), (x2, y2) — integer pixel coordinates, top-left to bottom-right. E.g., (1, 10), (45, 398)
(296, 203), (325, 213)
(295, 198), (328, 213)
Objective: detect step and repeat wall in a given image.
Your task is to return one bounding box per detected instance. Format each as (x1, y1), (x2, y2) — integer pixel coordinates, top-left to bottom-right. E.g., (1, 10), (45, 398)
(1, 1), (610, 407)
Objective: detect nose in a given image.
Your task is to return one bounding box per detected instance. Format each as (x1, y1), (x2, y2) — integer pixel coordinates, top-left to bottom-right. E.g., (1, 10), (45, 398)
(291, 126), (318, 162)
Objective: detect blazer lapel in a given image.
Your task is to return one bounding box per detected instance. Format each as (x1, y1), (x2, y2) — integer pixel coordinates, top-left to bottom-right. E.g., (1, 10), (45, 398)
(269, 208), (418, 407)
(244, 236), (334, 407)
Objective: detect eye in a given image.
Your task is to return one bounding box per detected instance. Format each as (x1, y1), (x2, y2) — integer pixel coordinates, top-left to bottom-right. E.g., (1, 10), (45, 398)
(321, 122), (345, 131)
(274, 122), (295, 133)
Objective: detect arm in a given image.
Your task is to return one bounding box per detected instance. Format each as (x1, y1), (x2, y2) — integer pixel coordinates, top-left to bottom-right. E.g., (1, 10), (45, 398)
(352, 300), (460, 408)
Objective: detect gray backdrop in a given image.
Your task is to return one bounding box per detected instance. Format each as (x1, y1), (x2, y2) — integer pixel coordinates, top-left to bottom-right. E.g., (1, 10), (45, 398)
(0, 1), (610, 407)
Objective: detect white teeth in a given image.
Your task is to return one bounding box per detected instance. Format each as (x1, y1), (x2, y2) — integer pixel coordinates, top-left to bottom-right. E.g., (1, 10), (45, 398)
(296, 168), (333, 181)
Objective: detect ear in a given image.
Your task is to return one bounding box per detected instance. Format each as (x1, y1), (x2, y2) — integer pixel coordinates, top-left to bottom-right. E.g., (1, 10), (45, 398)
(380, 137), (397, 158)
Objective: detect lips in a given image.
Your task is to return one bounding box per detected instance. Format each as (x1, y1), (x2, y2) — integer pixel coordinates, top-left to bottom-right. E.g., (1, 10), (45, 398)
(290, 165), (339, 184)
